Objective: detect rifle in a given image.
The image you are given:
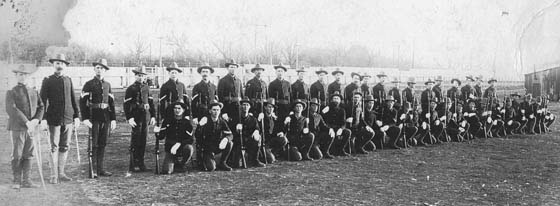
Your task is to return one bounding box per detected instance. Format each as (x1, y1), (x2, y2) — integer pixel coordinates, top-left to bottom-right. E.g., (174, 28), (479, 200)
(239, 71), (247, 169)
(378, 91), (384, 150)
(427, 89), (434, 145)
(74, 127), (80, 164)
(259, 92), (268, 164)
(154, 94), (161, 174)
(401, 91), (407, 149)
(87, 94), (95, 178)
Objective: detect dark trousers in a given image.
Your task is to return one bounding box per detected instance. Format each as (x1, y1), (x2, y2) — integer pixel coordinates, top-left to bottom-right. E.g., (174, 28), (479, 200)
(203, 140), (233, 171)
(92, 120), (110, 172)
(163, 144), (193, 173)
(130, 118), (148, 167)
(287, 133), (314, 161)
(330, 129), (351, 155)
(353, 128), (374, 151)
(229, 134), (261, 167)
(277, 103), (290, 121)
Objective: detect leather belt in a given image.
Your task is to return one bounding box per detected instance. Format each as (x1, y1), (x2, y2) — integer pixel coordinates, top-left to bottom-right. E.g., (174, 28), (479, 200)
(91, 103), (109, 109)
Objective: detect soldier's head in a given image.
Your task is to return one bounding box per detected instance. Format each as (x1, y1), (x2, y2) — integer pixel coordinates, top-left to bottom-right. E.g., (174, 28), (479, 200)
(353, 93), (362, 104)
(172, 102), (186, 118)
(200, 68), (211, 79)
(209, 104), (222, 118)
(468, 101), (476, 110)
(385, 99), (395, 109)
(351, 73), (361, 84)
(430, 101), (437, 111)
(135, 73), (147, 83)
(488, 78), (497, 87)
(310, 103), (319, 114)
(451, 79), (461, 87)
(316, 70), (327, 82)
(168, 69), (179, 80)
(227, 64), (238, 75)
(293, 101), (305, 114)
(425, 82), (434, 90)
(362, 74), (371, 84)
(334, 72), (342, 81)
(366, 100), (375, 110)
(456, 103), (464, 112)
(265, 103), (275, 115)
(296, 68), (306, 81)
(94, 64), (107, 77)
(241, 101), (251, 113)
(275, 67), (285, 79)
(331, 95), (341, 105)
(377, 72), (387, 85)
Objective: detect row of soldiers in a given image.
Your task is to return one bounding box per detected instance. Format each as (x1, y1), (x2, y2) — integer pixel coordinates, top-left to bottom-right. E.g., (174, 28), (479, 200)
(6, 54), (557, 190)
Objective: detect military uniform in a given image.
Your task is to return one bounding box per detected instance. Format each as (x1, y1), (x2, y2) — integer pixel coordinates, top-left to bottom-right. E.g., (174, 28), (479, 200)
(195, 113), (234, 171)
(159, 79), (191, 120)
(246, 77), (268, 116)
(310, 80), (328, 107)
(323, 100), (351, 156)
(327, 81), (343, 101)
(308, 105), (334, 159)
(158, 104), (194, 174)
(363, 99), (381, 150)
(268, 78), (291, 120)
(387, 87), (402, 109)
(371, 83), (386, 103)
(346, 101), (374, 154)
(191, 80), (217, 119)
(380, 100), (402, 148)
(343, 82), (360, 105)
(286, 113), (314, 161)
(230, 109), (264, 168)
(124, 80), (155, 171)
(397, 104), (419, 146)
(80, 75), (116, 176)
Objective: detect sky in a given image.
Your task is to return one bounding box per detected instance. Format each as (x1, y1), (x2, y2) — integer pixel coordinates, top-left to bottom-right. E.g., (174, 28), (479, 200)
(1, 0), (560, 78)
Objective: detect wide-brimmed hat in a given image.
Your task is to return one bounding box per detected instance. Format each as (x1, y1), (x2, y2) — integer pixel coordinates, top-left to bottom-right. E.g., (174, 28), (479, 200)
(240, 97), (252, 105)
(92, 58), (110, 70)
(170, 101), (187, 109)
(209, 100), (224, 109)
(292, 99), (307, 110)
(424, 78), (435, 85)
(331, 68), (344, 76)
(49, 53), (70, 65)
(350, 72), (361, 79)
(475, 75), (483, 81)
(296, 67), (306, 73)
(385, 95), (395, 102)
(364, 94), (375, 102)
(487, 78), (497, 84)
(264, 98), (277, 108)
(451, 78), (461, 86)
(12, 64), (36, 74)
(315, 68), (328, 75)
(309, 98), (320, 106)
(132, 65), (147, 75)
(466, 75), (475, 81)
(377, 71), (387, 77)
(360, 73), (371, 80)
(510, 92), (521, 98)
(391, 77), (401, 83)
(251, 64), (265, 73)
(330, 91), (343, 100)
(166, 62), (182, 73)
(352, 91), (363, 97)
(274, 63), (287, 72)
(435, 75), (443, 82)
(197, 63), (214, 74)
(407, 77), (416, 84)
(225, 59), (239, 68)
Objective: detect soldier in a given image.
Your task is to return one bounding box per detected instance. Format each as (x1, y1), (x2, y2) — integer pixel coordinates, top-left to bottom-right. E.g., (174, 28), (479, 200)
(474, 75), (484, 98)
(510, 92), (526, 134)
(446, 101), (469, 141)
(447, 78), (462, 107)
(346, 92), (374, 154)
(362, 95), (380, 150)
(534, 97), (547, 134)
(323, 92), (351, 156)
(307, 98), (335, 159)
(230, 98), (265, 168)
(245, 64), (267, 117)
(372, 71), (387, 102)
(380, 95), (403, 148)
(284, 99), (314, 161)
(460, 75), (476, 104)
(464, 100), (484, 138)
(156, 102), (194, 174)
(433, 75), (443, 100)
(398, 102), (419, 147)
(159, 62), (190, 120)
(124, 66), (156, 172)
(291, 67), (309, 101)
(40, 54), (81, 184)
(196, 100), (234, 171)
(420, 78), (437, 117)
(260, 98), (288, 163)
(360, 73), (372, 96)
(402, 77), (416, 105)
(327, 68), (344, 101)
(344, 72), (361, 105)
(387, 77), (402, 110)
(191, 63), (217, 122)
(80, 59), (116, 177)
(217, 59), (244, 134)
(6, 65), (44, 189)
(268, 63), (291, 120)
(519, 94), (533, 134)
(310, 68), (329, 108)
(503, 98), (521, 135)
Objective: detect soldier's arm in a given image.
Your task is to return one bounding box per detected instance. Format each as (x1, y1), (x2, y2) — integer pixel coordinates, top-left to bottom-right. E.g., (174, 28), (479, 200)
(217, 78), (225, 100)
(108, 85), (116, 121)
(5, 90), (30, 125)
(40, 77), (49, 120)
(158, 119), (169, 140)
(149, 95), (156, 118)
(80, 82), (91, 120)
(124, 87), (134, 120)
(34, 89), (45, 121)
(69, 78), (80, 119)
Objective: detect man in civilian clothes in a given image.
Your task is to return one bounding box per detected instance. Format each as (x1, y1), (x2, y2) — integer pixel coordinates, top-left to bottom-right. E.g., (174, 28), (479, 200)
(40, 54), (81, 184)
(80, 59), (116, 177)
(6, 65), (44, 189)
(268, 63), (291, 121)
(310, 68), (329, 108)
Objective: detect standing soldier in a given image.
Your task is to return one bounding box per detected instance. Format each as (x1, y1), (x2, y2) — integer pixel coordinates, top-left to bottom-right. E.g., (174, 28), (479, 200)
(196, 100), (234, 171)
(159, 62), (190, 121)
(217, 59), (244, 132)
(284, 99), (314, 161)
(245, 64), (267, 117)
(447, 78), (462, 107)
(433, 75), (443, 100)
(387, 77), (402, 110)
(124, 66), (156, 172)
(268, 63), (291, 120)
(327, 68), (344, 101)
(360, 73), (372, 96)
(291, 67), (308, 101)
(402, 77), (416, 105)
(461, 75), (476, 104)
(420, 78), (437, 117)
(80, 59), (116, 177)
(474, 75), (484, 98)
(307, 98), (335, 159)
(191, 63), (217, 123)
(323, 92), (351, 156)
(6, 65), (44, 189)
(310, 68), (329, 108)
(156, 102), (194, 174)
(483, 78), (498, 99)
(344, 72), (361, 105)
(372, 71), (387, 103)
(40, 54), (81, 184)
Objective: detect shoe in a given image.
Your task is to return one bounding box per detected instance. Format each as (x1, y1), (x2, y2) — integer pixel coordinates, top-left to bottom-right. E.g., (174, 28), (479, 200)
(253, 161), (266, 167)
(21, 181), (39, 188)
(58, 173), (73, 181)
(217, 163), (232, 171)
(138, 165), (148, 172)
(98, 171), (113, 177)
(323, 153), (334, 159)
(356, 148), (369, 154)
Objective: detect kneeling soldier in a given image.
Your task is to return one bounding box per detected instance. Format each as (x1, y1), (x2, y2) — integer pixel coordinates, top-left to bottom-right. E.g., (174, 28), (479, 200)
(196, 101), (234, 171)
(380, 95), (403, 149)
(260, 98), (288, 163)
(308, 98), (335, 159)
(323, 92), (351, 156)
(230, 98), (265, 168)
(285, 99), (314, 161)
(156, 102), (194, 174)
(346, 92), (374, 154)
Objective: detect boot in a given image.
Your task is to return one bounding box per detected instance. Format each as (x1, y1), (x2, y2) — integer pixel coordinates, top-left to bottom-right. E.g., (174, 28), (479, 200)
(166, 162), (174, 174)
(97, 148), (112, 176)
(251, 149), (265, 167)
(22, 159), (39, 188)
(58, 152), (73, 181)
(49, 151), (59, 184)
(11, 159), (22, 189)
(217, 143), (233, 171)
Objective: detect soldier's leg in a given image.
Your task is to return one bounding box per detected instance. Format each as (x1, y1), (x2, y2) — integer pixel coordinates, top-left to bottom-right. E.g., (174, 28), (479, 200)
(57, 124), (73, 181)
(97, 121), (112, 176)
(130, 120), (142, 171)
(47, 125), (61, 183)
(163, 152), (176, 174)
(371, 130), (386, 148)
(387, 126), (402, 148)
(228, 133), (242, 168)
(432, 124), (444, 142)
(179, 144), (194, 169)
(266, 134), (287, 163)
(136, 120), (148, 171)
(355, 129), (374, 154)
(526, 118), (536, 134)
(318, 131), (334, 159)
(217, 140), (233, 171)
(404, 126), (419, 145)
(10, 130), (25, 189)
(338, 129), (351, 155)
(21, 131), (38, 188)
(246, 138), (265, 167)
(299, 133), (315, 160)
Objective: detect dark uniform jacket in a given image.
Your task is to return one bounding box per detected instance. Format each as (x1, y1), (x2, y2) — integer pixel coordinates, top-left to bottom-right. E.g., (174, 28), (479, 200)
(420, 89), (436, 113)
(268, 78), (291, 104)
(388, 87), (402, 104)
(124, 81), (155, 121)
(381, 106), (398, 126)
(217, 73), (243, 103)
(40, 74), (80, 125)
(245, 77), (268, 102)
(483, 86), (496, 98)
(364, 107), (381, 130)
(191, 80), (217, 119)
(6, 83), (44, 131)
(159, 116), (194, 152)
(460, 85), (475, 103)
(263, 113), (283, 136)
(346, 103), (366, 130)
(323, 103), (346, 130)
(361, 83), (371, 96)
(239, 113), (260, 141)
(309, 113), (330, 134)
(80, 76), (116, 122)
(447, 87), (461, 102)
(286, 114), (307, 139)
(402, 87), (415, 104)
(291, 80), (308, 101)
(310, 80), (328, 106)
(474, 85), (483, 98)
(371, 83), (386, 102)
(160, 79), (190, 117)
(196, 116), (232, 151)
(344, 83), (360, 104)
(433, 84), (442, 100)
(327, 81), (343, 100)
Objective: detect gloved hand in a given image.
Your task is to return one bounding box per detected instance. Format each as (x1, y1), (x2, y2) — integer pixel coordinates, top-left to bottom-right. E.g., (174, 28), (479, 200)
(459, 127), (465, 132)
(82, 119), (92, 128)
(482, 111), (488, 116)
(236, 124), (243, 131)
(488, 111), (493, 115)
(128, 118), (137, 127)
(154, 126), (161, 133)
(530, 114), (535, 119)
(366, 126), (373, 133)
(487, 117), (492, 124)
(346, 117), (353, 123)
(289, 111), (294, 115)
(425, 113), (431, 118)
(74, 118), (81, 128)
(453, 113), (457, 118)
(322, 106), (330, 114)
(507, 120), (513, 125)
(469, 113), (476, 117)
(381, 125), (389, 132)
(461, 120), (467, 127)
(284, 117), (291, 125)
(192, 118), (199, 126)
(398, 124), (403, 129)
(258, 113), (264, 121)
(500, 109), (505, 113)
(376, 120), (382, 127)
(276, 132), (285, 137)
(440, 116), (446, 121)
(221, 113), (229, 121)
(303, 128), (309, 134)
(149, 117), (156, 126)
(493, 120), (498, 125)
(521, 109), (525, 114)
(199, 117), (208, 126)
(143, 104), (150, 110)
(111, 120), (116, 130)
(522, 116), (527, 121)
(170, 143), (181, 155)
(329, 128), (335, 137)
(252, 130), (261, 141)
(463, 112), (468, 117)
(336, 128), (343, 136)
(422, 122), (427, 129)
(469, 94), (475, 99)
(435, 120), (440, 126)
(271, 112), (278, 120)
(400, 114), (406, 120)
(537, 110), (542, 114)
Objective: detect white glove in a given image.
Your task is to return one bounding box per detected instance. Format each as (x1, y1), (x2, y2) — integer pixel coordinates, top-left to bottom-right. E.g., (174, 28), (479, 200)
(149, 117), (156, 126)
(488, 111), (493, 115)
(74, 118), (81, 128)
(329, 128), (335, 137)
(336, 128), (343, 136)
(469, 94), (475, 99)
(236, 124), (243, 131)
(258, 113), (264, 121)
(435, 120), (440, 126)
(303, 128), (309, 134)
(530, 114), (535, 119)
(521, 109), (525, 114)
(461, 120), (467, 127)
(522, 116), (527, 121)
(271, 113), (278, 120)
(440, 116), (446, 121)
(496, 107), (501, 111)
(284, 117), (291, 125)
(463, 112), (468, 117)
(322, 106), (330, 114)
(346, 117), (353, 123)
(376, 120), (383, 126)
(192, 118), (199, 126)
(482, 111), (488, 116)
(398, 124), (403, 129)
(252, 130), (261, 141)
(537, 110), (542, 114)
(400, 114), (406, 120)
(500, 109), (505, 113)
(221, 113), (229, 121)
(459, 127), (465, 132)
(381, 125), (389, 132)
(111, 120), (116, 130)
(144, 104), (150, 110)
(170, 143), (181, 155)
(199, 117), (207, 126)
(154, 126), (161, 133)
(487, 117), (492, 124)
(366, 126), (373, 132)
(305, 118), (310, 125)
(425, 113), (431, 118)
(422, 122), (427, 129)
(507, 120), (513, 125)
(289, 111), (294, 115)
(276, 132), (285, 137)
(128, 118), (137, 127)
(453, 113), (457, 118)
(469, 113), (476, 117)
(492, 120), (498, 125)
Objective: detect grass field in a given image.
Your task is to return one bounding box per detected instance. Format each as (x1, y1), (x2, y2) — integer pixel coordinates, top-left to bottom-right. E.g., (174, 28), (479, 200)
(0, 103), (559, 205)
